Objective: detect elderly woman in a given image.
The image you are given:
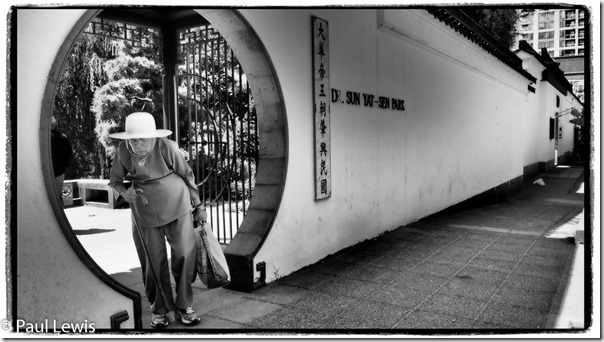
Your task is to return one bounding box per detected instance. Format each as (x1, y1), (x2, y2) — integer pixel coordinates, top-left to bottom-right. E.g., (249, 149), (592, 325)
(109, 112), (206, 328)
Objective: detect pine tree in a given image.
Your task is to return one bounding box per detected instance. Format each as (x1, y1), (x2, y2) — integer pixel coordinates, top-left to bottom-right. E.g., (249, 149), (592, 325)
(54, 20), (162, 178)
(463, 8), (520, 48)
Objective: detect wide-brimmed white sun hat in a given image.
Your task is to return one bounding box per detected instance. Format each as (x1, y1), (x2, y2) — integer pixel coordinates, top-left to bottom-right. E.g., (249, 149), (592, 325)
(108, 112), (172, 139)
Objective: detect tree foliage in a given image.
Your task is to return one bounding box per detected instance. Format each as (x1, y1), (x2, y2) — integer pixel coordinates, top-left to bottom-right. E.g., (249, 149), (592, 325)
(53, 19), (163, 178)
(91, 49), (164, 163)
(53, 20), (256, 202)
(462, 8), (520, 48)
(52, 34), (111, 179)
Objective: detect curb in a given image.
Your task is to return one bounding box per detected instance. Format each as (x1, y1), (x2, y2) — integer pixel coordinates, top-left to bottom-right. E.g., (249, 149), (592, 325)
(545, 209), (586, 329)
(545, 244), (585, 329)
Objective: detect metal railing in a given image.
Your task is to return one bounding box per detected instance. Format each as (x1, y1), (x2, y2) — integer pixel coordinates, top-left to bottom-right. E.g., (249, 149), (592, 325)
(178, 25), (258, 244)
(84, 17), (159, 49)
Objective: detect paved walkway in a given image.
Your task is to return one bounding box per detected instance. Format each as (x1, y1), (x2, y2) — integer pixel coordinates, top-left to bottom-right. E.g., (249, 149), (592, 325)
(66, 165), (589, 335)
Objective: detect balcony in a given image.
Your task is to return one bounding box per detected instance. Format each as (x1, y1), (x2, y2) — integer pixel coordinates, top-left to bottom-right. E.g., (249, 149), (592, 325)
(560, 50), (576, 57)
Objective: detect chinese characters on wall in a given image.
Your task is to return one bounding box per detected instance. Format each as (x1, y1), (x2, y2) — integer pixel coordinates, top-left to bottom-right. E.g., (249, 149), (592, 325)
(312, 17), (331, 200)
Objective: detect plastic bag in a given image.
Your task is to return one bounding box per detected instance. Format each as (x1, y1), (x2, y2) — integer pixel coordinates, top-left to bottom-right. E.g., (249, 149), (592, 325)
(533, 178), (546, 186)
(193, 222), (231, 289)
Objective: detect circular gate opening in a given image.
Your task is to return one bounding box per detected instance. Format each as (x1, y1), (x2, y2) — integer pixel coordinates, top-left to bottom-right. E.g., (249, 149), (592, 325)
(43, 8), (287, 299)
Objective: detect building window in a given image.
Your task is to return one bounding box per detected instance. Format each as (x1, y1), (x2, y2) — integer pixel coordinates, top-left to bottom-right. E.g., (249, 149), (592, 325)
(550, 117), (556, 139)
(539, 11), (555, 29)
(564, 10), (576, 20)
(563, 29), (576, 39)
(538, 40), (554, 48)
(538, 31), (555, 39)
(539, 11), (554, 20)
(556, 95), (560, 107)
(539, 21), (554, 30)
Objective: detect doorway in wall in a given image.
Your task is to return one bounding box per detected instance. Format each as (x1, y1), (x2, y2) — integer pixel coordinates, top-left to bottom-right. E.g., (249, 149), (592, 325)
(56, 11), (256, 247)
(44, 9), (287, 316)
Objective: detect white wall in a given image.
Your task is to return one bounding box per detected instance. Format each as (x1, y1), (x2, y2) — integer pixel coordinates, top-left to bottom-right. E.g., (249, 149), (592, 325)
(380, 10), (527, 219)
(537, 82), (580, 165)
(517, 52), (546, 169)
(242, 9), (531, 282)
(557, 94), (581, 158)
(17, 9), (136, 329)
(517, 49), (583, 168)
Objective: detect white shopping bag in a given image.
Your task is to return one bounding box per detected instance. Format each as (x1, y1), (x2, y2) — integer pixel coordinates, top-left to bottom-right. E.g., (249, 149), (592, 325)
(193, 222), (231, 288)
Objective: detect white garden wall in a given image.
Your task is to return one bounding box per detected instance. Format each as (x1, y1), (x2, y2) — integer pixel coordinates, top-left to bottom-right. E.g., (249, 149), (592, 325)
(517, 52), (547, 171)
(517, 47), (583, 172)
(244, 9), (533, 282)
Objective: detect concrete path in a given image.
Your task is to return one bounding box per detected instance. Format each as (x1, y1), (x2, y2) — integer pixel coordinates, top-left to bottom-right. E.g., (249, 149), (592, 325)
(65, 165), (591, 336)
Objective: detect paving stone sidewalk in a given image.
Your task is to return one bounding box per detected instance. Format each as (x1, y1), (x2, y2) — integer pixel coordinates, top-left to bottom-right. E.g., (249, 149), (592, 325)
(106, 165), (588, 335)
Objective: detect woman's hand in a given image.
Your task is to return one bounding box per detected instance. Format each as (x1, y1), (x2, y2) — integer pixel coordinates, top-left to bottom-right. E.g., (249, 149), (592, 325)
(122, 187), (141, 204)
(193, 207), (208, 224)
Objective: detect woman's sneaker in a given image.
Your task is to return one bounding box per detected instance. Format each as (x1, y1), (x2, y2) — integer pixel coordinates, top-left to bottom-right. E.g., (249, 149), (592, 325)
(178, 306), (201, 325)
(150, 313), (169, 328)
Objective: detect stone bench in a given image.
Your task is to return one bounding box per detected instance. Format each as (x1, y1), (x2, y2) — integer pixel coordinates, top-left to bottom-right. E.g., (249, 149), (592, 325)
(76, 179), (120, 209)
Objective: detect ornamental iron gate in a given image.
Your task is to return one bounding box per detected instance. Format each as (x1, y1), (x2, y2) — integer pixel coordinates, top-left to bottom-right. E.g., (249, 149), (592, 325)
(83, 17), (256, 244)
(178, 25), (258, 244)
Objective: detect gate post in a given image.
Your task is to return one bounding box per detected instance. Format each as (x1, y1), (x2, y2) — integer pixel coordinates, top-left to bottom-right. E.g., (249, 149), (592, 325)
(161, 24), (180, 138)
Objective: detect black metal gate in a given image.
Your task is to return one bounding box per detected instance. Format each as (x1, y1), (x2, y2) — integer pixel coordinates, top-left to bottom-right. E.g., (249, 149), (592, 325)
(178, 25), (258, 244)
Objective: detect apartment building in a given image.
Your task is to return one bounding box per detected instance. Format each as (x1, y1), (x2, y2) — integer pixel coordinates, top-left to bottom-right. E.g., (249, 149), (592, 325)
(518, 8), (585, 57)
(516, 8), (586, 102)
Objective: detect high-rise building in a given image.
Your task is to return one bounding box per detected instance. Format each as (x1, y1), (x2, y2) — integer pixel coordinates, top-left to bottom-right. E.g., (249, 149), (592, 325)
(517, 8), (585, 57)
(516, 8), (586, 102)
(556, 55), (585, 103)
